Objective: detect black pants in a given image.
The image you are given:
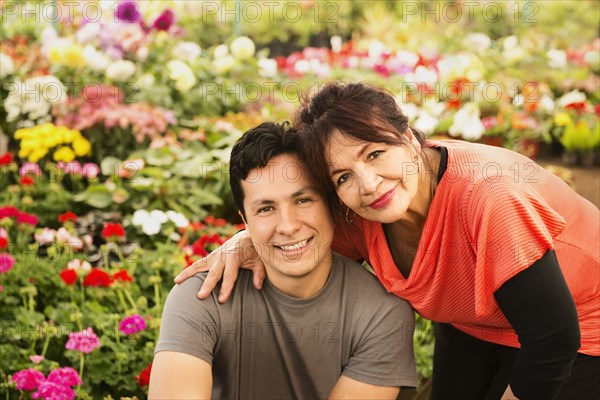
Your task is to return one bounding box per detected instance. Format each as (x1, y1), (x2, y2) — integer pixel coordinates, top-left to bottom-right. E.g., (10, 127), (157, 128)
(430, 323), (600, 400)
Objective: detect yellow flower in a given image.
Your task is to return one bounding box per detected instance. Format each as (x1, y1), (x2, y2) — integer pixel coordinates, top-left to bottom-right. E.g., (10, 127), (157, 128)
(53, 147), (76, 162)
(72, 136), (92, 157)
(49, 43), (86, 69)
(29, 148), (48, 163)
(554, 112), (572, 126)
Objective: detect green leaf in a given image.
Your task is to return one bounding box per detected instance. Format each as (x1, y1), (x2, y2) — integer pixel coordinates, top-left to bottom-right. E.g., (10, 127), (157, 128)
(146, 148), (175, 166)
(101, 157), (123, 177)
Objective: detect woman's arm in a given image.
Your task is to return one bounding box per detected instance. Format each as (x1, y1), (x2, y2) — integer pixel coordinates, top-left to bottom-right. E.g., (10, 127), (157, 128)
(494, 250), (580, 399)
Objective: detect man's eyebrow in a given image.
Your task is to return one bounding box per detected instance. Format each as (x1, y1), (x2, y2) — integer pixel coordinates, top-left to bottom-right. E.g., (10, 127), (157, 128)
(249, 186), (319, 206)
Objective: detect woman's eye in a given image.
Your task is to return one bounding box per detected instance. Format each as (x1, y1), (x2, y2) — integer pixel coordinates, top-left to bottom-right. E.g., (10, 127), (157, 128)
(336, 173), (350, 186)
(297, 198), (313, 204)
(368, 150), (383, 160)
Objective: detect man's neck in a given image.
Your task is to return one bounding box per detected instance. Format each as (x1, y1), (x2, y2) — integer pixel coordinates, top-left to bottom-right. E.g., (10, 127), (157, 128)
(266, 253), (334, 299)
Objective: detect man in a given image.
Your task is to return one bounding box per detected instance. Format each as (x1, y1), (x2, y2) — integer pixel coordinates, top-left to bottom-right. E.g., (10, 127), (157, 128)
(149, 122), (417, 399)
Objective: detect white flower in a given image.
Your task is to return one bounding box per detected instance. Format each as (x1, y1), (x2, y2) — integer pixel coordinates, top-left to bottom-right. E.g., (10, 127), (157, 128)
(35, 228), (56, 244)
(330, 35), (342, 53)
(132, 210), (151, 226)
(422, 99), (446, 117)
(547, 49), (567, 69)
(142, 219), (161, 235)
(172, 41), (202, 62)
(584, 50), (600, 69)
(56, 227), (73, 243)
(137, 73), (155, 89)
(294, 59), (310, 74)
(539, 95), (555, 114)
(0, 53), (14, 78)
(463, 33), (491, 53)
(368, 39), (386, 59)
(414, 111), (439, 136)
(150, 210), (168, 224)
(83, 45), (111, 73)
(76, 23), (100, 44)
(136, 46), (149, 61)
(557, 90), (586, 107)
(213, 44), (229, 59)
(106, 60), (136, 81)
(166, 211), (189, 228)
(395, 50), (420, 69)
(213, 55), (235, 75)
(396, 101), (419, 121)
(258, 58), (278, 78)
(68, 259), (92, 271)
(40, 26), (59, 56)
(4, 76), (66, 123)
(167, 60), (197, 92)
(437, 54), (483, 83)
(503, 35), (519, 50)
(230, 36), (255, 60)
(449, 103), (485, 141)
(406, 66), (437, 86)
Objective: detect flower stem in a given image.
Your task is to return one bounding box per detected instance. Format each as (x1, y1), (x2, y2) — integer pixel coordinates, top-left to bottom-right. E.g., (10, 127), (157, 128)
(79, 352), (85, 384)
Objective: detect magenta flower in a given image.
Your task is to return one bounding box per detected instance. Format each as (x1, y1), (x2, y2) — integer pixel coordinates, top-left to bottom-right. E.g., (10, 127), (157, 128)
(65, 327), (100, 353)
(19, 162), (42, 177)
(32, 381), (76, 400)
(0, 253), (16, 274)
(11, 368), (45, 391)
(151, 9), (175, 31)
(119, 314), (147, 335)
(47, 367), (82, 387)
(16, 212), (38, 226)
(115, 1), (142, 23)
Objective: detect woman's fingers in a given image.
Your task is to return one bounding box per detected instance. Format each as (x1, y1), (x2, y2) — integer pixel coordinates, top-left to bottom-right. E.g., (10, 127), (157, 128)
(174, 253), (215, 283)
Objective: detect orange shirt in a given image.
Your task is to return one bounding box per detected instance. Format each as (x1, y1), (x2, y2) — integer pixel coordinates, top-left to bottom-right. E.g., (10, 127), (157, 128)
(333, 140), (599, 355)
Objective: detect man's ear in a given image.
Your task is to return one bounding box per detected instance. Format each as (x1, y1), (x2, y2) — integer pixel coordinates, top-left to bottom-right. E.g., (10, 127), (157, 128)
(238, 211), (248, 229)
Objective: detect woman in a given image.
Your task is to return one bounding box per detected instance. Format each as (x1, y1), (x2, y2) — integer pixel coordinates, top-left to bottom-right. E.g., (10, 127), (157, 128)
(177, 82), (599, 399)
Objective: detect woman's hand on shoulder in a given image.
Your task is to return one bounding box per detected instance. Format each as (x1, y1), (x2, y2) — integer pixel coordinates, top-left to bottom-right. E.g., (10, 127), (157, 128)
(174, 230), (266, 303)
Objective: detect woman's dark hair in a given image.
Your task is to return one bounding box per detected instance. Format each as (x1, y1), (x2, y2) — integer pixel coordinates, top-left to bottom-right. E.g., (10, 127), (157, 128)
(294, 81), (426, 221)
(230, 121), (324, 217)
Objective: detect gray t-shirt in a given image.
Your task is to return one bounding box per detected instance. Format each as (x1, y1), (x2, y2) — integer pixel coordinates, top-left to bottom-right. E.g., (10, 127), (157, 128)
(156, 253), (417, 399)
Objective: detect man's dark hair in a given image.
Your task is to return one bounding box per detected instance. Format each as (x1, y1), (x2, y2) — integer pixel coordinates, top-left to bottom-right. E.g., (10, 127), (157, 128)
(230, 121), (303, 217)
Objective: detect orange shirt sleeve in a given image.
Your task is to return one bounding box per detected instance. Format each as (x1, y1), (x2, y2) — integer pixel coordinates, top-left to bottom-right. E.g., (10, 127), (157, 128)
(464, 178), (566, 316)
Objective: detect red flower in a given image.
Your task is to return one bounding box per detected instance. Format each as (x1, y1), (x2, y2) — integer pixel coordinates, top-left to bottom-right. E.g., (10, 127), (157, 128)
(83, 268), (112, 287)
(0, 153), (13, 165)
(0, 237), (7, 249)
(19, 176), (35, 186)
(58, 211), (78, 223)
(191, 233), (223, 257)
(60, 268), (78, 285)
(101, 223), (125, 238)
(0, 206), (19, 219)
(16, 212), (38, 226)
(112, 269), (133, 283)
(134, 363), (152, 387)
(204, 216), (227, 227)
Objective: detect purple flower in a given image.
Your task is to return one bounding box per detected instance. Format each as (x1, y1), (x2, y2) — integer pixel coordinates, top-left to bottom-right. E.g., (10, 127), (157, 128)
(116, 1), (142, 23)
(0, 253), (16, 274)
(119, 314), (147, 335)
(151, 9), (175, 31)
(32, 381), (76, 400)
(47, 367), (82, 387)
(11, 368), (45, 391)
(65, 327), (100, 353)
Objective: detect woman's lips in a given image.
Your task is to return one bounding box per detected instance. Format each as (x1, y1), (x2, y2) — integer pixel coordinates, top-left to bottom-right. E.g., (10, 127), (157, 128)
(368, 189), (395, 209)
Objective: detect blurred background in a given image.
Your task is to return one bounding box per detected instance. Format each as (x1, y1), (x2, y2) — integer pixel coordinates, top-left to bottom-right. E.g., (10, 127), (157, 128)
(1, 1), (598, 398)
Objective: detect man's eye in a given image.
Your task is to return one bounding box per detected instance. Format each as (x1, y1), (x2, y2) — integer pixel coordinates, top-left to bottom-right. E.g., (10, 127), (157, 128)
(257, 206), (273, 213)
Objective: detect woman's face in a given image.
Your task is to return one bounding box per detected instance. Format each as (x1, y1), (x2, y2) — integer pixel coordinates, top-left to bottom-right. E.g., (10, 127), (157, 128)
(327, 129), (422, 224)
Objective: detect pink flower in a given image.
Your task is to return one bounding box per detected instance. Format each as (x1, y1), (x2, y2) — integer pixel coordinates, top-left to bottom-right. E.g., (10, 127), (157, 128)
(29, 355), (45, 364)
(59, 161), (82, 175)
(0, 253), (16, 273)
(47, 367), (82, 387)
(151, 9), (175, 31)
(0, 227), (7, 238)
(82, 163), (100, 179)
(65, 327), (100, 353)
(119, 314), (147, 335)
(67, 259), (91, 271)
(32, 381), (76, 400)
(19, 162), (43, 177)
(11, 368), (45, 391)
(35, 228), (56, 244)
(17, 212), (38, 226)
(0, 206), (19, 219)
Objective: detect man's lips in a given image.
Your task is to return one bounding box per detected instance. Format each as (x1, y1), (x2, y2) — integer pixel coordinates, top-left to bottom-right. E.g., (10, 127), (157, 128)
(368, 189), (395, 209)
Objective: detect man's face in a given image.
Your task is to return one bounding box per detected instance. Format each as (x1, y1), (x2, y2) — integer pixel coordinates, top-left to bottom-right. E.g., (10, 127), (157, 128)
(241, 153), (334, 296)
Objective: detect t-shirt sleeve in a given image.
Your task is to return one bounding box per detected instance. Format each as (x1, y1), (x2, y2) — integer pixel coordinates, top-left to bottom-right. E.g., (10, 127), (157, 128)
(465, 178), (566, 316)
(342, 297), (418, 389)
(154, 274), (219, 365)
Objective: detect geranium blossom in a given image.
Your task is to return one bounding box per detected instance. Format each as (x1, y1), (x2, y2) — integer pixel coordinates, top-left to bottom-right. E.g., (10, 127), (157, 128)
(0, 253), (16, 274)
(0, 237), (8, 249)
(101, 222), (126, 238)
(67, 259), (91, 271)
(11, 368), (45, 391)
(83, 269), (112, 287)
(58, 211), (77, 223)
(47, 367), (82, 387)
(113, 269), (134, 283)
(119, 314), (147, 335)
(35, 228), (56, 244)
(32, 381), (76, 400)
(65, 327), (100, 353)
(59, 269), (78, 285)
(134, 363), (152, 387)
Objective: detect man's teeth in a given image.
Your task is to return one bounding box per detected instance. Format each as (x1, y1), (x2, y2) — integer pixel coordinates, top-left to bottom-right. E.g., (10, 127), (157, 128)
(279, 239), (309, 251)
